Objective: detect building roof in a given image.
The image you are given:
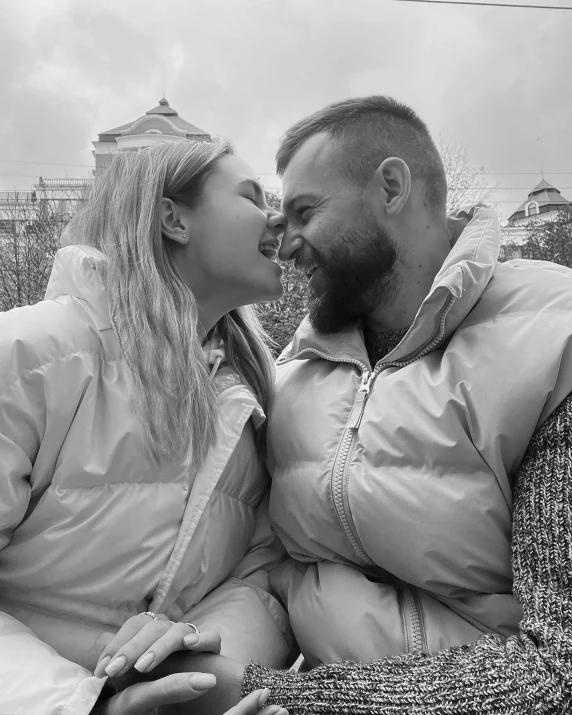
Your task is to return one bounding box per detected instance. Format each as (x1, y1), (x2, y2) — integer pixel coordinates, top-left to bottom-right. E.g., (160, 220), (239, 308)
(507, 179), (571, 222)
(98, 98), (210, 141)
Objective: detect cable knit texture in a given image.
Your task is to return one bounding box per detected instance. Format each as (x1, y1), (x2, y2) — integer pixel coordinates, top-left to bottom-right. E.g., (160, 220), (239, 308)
(243, 393), (572, 713)
(363, 326), (409, 366)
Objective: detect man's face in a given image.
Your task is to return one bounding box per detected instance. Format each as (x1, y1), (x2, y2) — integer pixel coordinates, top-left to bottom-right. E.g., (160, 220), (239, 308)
(280, 132), (398, 334)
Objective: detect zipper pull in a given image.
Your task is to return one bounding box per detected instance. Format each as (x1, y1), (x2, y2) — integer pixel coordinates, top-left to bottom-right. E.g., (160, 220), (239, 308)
(347, 371), (374, 430)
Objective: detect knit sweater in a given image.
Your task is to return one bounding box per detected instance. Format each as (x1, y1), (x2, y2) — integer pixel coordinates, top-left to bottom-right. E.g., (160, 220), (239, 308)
(363, 326), (409, 366)
(243, 393), (572, 713)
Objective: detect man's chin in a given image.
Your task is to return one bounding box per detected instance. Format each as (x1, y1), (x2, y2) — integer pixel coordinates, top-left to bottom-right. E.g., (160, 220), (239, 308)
(309, 296), (357, 335)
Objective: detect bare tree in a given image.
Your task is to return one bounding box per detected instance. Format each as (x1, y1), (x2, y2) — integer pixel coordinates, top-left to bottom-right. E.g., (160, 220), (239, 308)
(0, 192), (75, 310)
(439, 141), (496, 213)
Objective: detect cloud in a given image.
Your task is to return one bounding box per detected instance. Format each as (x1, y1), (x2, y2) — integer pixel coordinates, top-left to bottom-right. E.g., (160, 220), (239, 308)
(1, 0), (571, 215)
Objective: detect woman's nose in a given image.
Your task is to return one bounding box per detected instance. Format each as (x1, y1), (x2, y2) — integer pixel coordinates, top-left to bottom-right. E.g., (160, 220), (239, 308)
(268, 210), (286, 234)
(278, 226), (302, 261)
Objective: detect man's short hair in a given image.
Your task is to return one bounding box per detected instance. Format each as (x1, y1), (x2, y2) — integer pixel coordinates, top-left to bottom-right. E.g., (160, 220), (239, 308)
(276, 95), (447, 214)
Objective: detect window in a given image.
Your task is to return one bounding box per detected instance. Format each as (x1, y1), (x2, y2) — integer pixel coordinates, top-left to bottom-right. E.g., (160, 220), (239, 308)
(526, 202), (539, 217)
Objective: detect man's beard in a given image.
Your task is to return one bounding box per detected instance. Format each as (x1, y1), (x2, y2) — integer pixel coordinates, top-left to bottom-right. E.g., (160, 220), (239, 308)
(304, 215), (398, 334)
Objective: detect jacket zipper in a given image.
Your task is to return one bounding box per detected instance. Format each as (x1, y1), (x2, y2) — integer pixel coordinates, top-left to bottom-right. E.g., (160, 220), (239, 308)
(330, 294), (457, 562)
(280, 294), (456, 597)
(330, 371), (376, 565)
(399, 583), (428, 653)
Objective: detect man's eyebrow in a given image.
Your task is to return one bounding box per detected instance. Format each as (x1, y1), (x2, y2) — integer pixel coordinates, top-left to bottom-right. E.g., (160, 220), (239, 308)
(282, 193), (318, 214)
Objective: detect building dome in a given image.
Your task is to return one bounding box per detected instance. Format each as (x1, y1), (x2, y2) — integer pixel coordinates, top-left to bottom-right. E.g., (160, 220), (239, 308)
(93, 98), (211, 171)
(507, 179), (570, 225)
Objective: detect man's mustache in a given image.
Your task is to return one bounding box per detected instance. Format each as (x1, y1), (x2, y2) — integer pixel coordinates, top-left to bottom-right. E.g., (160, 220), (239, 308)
(294, 249), (322, 273)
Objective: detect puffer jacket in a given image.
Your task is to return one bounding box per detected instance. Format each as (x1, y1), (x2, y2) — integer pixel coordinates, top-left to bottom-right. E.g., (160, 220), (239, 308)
(266, 204), (572, 668)
(0, 245), (291, 714)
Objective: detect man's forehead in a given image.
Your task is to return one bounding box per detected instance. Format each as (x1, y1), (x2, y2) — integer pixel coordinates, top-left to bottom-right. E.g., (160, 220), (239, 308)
(281, 132), (346, 202)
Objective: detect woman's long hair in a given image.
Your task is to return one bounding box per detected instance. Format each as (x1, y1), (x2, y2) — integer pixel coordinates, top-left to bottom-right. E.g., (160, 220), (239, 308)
(63, 140), (275, 470)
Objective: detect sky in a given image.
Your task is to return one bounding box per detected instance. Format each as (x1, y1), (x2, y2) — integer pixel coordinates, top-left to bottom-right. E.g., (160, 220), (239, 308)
(1, 0), (571, 222)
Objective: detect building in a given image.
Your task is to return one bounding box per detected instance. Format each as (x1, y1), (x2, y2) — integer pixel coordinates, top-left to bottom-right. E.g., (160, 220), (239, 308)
(0, 178), (91, 243)
(93, 97), (211, 172)
(501, 179), (571, 246)
(0, 98), (215, 308)
(1, 98), (210, 238)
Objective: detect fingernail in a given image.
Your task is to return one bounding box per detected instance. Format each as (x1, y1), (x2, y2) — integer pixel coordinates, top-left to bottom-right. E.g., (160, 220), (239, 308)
(134, 652), (155, 672)
(183, 634), (199, 647)
(105, 655), (127, 677)
(190, 673), (217, 690)
(258, 688), (271, 707)
(277, 709), (289, 715)
(95, 655), (111, 677)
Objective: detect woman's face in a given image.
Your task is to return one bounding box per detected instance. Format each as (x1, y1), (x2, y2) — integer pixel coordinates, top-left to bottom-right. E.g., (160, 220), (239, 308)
(169, 154), (285, 323)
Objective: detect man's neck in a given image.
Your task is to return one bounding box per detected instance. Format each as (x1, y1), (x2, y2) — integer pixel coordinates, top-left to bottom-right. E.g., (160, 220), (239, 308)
(364, 269), (434, 332)
(365, 230), (451, 333)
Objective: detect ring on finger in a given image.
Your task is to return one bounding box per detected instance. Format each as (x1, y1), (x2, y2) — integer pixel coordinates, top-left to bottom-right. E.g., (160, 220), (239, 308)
(183, 623), (200, 634)
(139, 611), (158, 620)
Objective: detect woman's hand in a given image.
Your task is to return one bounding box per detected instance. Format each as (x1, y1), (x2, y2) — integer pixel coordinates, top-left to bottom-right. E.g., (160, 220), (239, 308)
(226, 689), (288, 715)
(92, 672), (218, 715)
(92, 676), (287, 715)
(94, 613), (220, 679)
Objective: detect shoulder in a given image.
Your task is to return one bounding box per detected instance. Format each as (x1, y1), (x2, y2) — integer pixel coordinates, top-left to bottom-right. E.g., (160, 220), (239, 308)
(465, 260), (572, 327)
(494, 259), (572, 305)
(0, 296), (104, 386)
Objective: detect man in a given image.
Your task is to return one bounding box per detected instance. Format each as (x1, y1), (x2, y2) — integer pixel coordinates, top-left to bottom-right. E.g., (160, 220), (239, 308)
(122, 96), (572, 714)
(261, 95), (572, 668)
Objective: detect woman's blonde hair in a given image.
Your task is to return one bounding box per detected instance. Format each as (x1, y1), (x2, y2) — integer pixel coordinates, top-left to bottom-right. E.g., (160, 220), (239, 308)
(63, 140), (275, 469)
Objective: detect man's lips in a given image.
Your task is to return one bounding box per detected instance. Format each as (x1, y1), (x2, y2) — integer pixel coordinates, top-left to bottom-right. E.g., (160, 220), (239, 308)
(295, 259), (320, 278)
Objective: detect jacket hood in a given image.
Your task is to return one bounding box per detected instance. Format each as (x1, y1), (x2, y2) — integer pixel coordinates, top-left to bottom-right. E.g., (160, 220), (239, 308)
(278, 204), (500, 367)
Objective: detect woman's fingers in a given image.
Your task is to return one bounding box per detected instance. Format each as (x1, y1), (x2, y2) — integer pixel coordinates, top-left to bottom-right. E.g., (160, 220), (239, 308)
(182, 628), (222, 655)
(100, 672), (217, 714)
(95, 616), (212, 679)
(133, 623), (213, 673)
(95, 618), (171, 678)
(94, 615), (147, 678)
(224, 689), (288, 715)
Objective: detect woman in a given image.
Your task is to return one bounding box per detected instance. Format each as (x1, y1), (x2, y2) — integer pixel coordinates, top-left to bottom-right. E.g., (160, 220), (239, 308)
(0, 139), (292, 714)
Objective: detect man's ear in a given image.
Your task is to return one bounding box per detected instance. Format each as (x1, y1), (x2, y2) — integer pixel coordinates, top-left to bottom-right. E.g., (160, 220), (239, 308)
(160, 198), (190, 246)
(371, 157), (411, 217)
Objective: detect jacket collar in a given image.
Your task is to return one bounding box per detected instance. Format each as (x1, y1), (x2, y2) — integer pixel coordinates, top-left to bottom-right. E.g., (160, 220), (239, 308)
(44, 245), (112, 331)
(45, 245), (236, 388)
(278, 204), (500, 368)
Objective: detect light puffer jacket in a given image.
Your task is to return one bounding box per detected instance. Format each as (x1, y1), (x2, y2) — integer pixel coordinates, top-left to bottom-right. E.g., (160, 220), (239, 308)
(266, 205), (572, 668)
(0, 245), (291, 715)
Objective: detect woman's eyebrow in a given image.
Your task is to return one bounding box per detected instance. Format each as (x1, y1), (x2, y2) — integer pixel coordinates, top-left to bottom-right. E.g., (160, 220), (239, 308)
(239, 178), (264, 196)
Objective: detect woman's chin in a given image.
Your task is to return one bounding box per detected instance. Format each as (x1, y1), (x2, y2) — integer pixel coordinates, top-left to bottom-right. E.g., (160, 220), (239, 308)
(250, 270), (284, 304)
(256, 285), (284, 304)
(251, 283), (284, 305)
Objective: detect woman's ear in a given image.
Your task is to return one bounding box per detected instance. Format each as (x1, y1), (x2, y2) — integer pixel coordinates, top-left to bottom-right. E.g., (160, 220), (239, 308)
(160, 198), (190, 246)
(371, 157), (411, 217)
